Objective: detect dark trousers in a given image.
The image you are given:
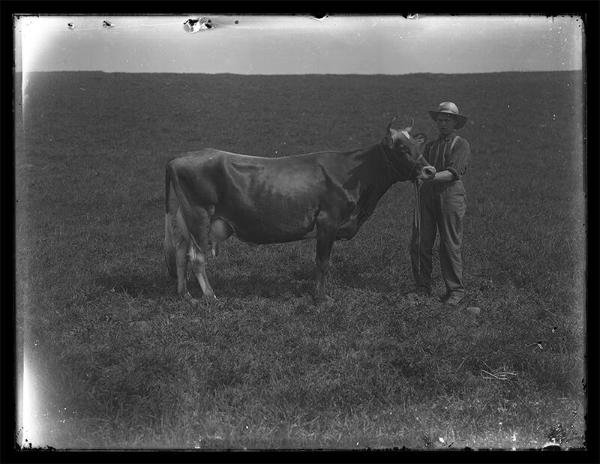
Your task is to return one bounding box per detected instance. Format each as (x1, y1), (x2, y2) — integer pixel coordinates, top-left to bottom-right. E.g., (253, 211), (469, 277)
(410, 181), (466, 296)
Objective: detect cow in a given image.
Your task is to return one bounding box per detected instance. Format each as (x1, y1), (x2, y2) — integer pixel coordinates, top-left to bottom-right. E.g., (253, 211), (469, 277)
(164, 121), (435, 305)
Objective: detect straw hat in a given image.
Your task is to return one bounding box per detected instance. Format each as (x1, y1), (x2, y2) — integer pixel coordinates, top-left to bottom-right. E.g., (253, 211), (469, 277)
(428, 101), (468, 129)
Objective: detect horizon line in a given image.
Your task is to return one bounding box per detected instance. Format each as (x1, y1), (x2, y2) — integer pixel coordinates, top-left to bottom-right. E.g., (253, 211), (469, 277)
(17, 69), (583, 76)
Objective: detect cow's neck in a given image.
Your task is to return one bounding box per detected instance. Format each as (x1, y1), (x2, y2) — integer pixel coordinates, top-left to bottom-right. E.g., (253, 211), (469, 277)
(347, 145), (404, 226)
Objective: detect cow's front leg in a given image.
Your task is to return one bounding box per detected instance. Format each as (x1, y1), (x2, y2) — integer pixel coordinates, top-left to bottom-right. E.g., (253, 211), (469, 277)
(315, 215), (337, 304)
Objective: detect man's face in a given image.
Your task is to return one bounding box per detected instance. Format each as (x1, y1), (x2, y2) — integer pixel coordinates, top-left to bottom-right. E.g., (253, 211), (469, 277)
(435, 114), (457, 136)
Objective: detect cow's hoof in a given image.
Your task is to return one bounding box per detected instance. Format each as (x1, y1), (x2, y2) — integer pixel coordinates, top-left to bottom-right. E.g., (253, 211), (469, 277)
(202, 294), (218, 306)
(183, 293), (200, 308)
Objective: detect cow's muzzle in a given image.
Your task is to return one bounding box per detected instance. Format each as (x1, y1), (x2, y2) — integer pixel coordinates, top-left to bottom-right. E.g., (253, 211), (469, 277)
(418, 165), (436, 180)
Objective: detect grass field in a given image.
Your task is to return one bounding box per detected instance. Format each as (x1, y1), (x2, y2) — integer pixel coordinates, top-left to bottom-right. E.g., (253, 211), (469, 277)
(15, 71), (585, 449)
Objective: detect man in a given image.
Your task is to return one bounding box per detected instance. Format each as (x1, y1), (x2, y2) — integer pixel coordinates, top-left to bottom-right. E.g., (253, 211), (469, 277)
(410, 102), (471, 306)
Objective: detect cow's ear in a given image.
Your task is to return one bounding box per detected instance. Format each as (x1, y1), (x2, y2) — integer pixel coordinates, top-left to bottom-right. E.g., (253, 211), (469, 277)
(386, 115), (397, 134)
(385, 128), (395, 148)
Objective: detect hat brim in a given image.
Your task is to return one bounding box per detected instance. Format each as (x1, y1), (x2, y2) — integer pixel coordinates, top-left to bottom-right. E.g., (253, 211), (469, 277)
(428, 111), (468, 129)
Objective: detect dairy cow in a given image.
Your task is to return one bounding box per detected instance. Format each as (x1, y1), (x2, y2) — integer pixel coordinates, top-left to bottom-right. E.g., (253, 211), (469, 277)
(164, 122), (435, 304)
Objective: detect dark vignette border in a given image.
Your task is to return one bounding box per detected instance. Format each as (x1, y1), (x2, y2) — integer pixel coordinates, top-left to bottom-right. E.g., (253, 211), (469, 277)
(1, 1), (598, 463)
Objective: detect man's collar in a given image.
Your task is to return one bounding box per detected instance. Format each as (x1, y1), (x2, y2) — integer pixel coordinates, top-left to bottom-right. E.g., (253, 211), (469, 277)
(438, 132), (457, 142)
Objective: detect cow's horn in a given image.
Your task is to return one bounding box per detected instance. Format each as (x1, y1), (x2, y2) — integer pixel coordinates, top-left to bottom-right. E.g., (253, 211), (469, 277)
(387, 115), (398, 131)
(404, 118), (414, 133)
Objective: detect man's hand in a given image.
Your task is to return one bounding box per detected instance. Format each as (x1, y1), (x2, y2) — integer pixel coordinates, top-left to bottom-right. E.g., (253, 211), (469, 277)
(425, 170), (455, 183)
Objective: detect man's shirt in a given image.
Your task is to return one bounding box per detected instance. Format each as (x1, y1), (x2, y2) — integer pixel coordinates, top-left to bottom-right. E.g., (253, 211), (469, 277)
(423, 133), (471, 181)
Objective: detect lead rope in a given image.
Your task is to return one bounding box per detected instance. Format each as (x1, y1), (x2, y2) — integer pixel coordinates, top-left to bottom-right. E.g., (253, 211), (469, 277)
(413, 179), (422, 280)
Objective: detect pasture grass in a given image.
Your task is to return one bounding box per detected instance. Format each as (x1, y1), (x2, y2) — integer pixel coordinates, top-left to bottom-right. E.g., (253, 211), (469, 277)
(15, 71), (585, 449)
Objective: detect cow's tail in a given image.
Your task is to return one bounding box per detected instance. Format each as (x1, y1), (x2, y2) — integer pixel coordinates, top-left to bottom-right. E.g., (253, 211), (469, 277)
(164, 163), (177, 278)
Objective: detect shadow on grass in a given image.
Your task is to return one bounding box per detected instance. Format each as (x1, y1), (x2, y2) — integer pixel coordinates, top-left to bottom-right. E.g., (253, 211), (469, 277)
(209, 264), (409, 299)
(95, 271), (173, 298)
(211, 264), (404, 298)
(95, 268), (316, 300)
(94, 262), (408, 301)
(210, 271), (314, 299)
(334, 261), (398, 293)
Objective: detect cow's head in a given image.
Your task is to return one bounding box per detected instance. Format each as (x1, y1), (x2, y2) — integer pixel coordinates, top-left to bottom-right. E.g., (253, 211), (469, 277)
(383, 118), (436, 181)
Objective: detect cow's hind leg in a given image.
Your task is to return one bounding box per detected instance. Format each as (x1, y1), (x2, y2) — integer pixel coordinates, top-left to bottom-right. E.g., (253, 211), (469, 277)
(164, 214), (178, 278)
(187, 206), (218, 302)
(175, 239), (200, 306)
(189, 245), (216, 301)
(173, 208), (199, 305)
(314, 211), (337, 304)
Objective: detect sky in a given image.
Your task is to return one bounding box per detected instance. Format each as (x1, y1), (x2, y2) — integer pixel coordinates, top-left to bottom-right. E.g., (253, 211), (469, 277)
(14, 15), (583, 74)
